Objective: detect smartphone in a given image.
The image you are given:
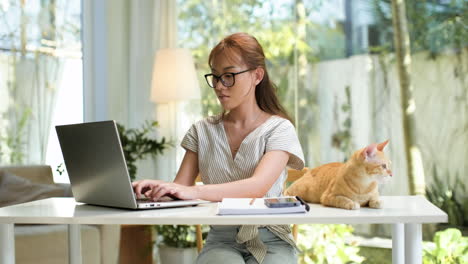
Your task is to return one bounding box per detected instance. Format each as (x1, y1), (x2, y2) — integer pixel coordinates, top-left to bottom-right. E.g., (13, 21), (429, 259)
(264, 197), (301, 208)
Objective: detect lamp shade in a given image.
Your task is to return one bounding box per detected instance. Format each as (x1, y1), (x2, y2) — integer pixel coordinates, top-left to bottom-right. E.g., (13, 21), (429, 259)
(151, 48), (200, 103)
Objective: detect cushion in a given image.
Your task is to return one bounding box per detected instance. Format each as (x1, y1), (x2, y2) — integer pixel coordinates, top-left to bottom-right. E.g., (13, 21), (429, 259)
(0, 171), (71, 207)
(0, 165), (55, 184)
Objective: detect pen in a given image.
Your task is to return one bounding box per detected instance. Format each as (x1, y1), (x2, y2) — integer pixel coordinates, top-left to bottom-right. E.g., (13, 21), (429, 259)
(249, 198), (256, 205)
(296, 196), (310, 211)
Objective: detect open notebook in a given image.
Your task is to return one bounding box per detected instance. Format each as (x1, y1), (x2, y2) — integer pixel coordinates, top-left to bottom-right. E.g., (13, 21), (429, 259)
(217, 196), (309, 215)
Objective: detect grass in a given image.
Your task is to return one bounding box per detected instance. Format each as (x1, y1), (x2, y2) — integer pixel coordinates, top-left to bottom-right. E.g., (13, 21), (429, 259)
(359, 246), (392, 264)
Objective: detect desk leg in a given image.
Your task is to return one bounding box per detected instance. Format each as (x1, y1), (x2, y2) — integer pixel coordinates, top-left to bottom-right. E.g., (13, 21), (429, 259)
(68, 224), (82, 264)
(405, 223), (422, 264)
(0, 224), (15, 264)
(392, 223), (404, 264)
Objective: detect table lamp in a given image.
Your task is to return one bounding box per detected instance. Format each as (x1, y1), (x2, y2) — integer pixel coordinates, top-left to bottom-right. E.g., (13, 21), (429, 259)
(151, 48), (200, 103)
(150, 48), (200, 179)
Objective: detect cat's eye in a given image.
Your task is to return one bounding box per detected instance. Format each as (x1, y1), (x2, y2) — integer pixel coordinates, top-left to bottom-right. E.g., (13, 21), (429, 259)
(381, 164), (387, 169)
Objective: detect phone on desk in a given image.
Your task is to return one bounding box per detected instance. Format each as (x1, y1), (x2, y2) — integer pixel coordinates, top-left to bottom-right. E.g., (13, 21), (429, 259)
(264, 197), (301, 208)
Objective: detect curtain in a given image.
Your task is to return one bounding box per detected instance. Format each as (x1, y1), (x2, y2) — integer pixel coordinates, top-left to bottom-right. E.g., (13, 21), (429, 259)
(83, 0), (188, 182)
(153, 0), (203, 181)
(0, 1), (63, 165)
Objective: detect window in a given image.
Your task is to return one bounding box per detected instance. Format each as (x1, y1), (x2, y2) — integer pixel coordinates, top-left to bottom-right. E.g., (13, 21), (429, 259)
(177, 0), (346, 166)
(0, 0), (82, 183)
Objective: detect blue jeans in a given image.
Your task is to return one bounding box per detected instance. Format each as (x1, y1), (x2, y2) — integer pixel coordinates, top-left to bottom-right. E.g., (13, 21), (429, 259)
(196, 226), (297, 264)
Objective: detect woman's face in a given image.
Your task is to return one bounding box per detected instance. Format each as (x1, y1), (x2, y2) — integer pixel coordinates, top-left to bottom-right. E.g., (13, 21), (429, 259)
(210, 53), (260, 111)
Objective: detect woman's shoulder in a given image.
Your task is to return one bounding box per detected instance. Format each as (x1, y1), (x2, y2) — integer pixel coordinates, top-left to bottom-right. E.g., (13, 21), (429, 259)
(266, 115), (294, 129)
(192, 114), (222, 129)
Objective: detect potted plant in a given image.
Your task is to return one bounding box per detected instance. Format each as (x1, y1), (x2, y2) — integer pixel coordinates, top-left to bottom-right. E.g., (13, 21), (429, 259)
(115, 120), (172, 263)
(116, 120), (171, 180)
(154, 225), (206, 264)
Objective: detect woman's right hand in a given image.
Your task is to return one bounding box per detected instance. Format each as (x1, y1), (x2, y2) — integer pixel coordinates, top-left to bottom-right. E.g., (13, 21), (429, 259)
(132, 179), (200, 201)
(132, 179), (165, 199)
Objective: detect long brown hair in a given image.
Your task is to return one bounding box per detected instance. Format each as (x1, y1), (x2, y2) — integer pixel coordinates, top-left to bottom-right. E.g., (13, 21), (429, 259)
(208, 32), (293, 124)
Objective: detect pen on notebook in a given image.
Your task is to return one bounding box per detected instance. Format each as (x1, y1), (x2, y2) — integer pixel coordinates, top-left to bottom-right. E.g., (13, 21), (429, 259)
(296, 196), (310, 211)
(249, 198), (256, 205)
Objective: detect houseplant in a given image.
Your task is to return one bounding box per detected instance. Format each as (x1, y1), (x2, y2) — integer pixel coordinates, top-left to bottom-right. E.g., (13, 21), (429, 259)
(115, 120), (171, 263)
(154, 225), (206, 264)
(116, 120), (171, 180)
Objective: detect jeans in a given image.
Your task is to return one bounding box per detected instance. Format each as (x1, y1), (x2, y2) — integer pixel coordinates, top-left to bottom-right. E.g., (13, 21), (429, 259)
(196, 225), (297, 264)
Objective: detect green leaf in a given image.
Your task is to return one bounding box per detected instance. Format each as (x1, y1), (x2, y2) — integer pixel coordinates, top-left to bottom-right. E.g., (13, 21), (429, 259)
(116, 121), (172, 180)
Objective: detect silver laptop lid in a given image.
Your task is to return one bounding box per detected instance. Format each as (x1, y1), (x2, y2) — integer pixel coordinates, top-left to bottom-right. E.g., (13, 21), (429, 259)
(56, 120), (138, 209)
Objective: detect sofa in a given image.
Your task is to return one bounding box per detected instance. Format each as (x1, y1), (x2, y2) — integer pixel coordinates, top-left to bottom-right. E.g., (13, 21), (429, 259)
(0, 165), (121, 264)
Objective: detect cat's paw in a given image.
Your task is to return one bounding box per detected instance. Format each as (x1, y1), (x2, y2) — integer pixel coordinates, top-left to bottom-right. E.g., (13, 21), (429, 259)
(369, 199), (382, 209)
(343, 201), (360, 210)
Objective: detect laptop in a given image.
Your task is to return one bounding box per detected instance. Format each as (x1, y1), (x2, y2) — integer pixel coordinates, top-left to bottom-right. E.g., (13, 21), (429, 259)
(55, 120), (209, 210)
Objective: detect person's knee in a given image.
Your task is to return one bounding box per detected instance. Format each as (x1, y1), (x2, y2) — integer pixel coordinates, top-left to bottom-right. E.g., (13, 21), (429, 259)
(245, 245), (297, 264)
(196, 247), (245, 264)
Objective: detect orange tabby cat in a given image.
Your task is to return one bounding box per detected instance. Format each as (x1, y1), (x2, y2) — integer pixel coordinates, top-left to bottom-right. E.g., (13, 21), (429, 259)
(284, 140), (392, 210)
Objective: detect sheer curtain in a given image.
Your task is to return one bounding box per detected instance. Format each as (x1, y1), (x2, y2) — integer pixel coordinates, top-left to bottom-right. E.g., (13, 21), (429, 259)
(83, 0), (190, 181)
(0, 1), (63, 166)
(152, 0), (202, 181)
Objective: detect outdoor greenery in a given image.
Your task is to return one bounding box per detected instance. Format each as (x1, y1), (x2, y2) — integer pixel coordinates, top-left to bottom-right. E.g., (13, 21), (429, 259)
(177, 0), (326, 163)
(423, 228), (468, 264)
(371, 0), (468, 56)
(296, 226), (468, 264)
(0, 109), (30, 164)
(425, 166), (468, 229)
(116, 121), (171, 180)
(297, 224), (364, 264)
(331, 85), (353, 160)
(0, 0), (81, 165)
(359, 246), (392, 264)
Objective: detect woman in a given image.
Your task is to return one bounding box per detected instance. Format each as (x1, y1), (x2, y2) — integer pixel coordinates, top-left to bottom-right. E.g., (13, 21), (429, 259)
(133, 32), (304, 264)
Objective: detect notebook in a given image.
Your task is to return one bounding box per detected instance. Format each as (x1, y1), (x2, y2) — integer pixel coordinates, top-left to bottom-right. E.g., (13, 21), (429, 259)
(217, 196), (309, 215)
(55, 120), (210, 210)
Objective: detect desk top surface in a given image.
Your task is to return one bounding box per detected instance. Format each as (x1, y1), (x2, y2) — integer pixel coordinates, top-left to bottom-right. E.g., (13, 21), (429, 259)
(0, 196), (447, 225)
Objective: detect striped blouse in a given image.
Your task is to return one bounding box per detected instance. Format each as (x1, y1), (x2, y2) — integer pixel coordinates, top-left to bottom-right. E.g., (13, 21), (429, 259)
(181, 115), (305, 263)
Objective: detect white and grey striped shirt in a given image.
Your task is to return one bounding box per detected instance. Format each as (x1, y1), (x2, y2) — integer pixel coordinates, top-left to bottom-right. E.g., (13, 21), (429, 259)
(181, 114), (305, 263)
(181, 115), (305, 195)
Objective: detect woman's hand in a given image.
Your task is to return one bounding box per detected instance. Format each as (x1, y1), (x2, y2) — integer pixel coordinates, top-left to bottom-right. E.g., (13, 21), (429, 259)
(132, 180), (200, 201)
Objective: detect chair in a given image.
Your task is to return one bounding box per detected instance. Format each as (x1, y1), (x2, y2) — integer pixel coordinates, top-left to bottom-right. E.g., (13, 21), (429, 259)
(194, 168), (308, 253)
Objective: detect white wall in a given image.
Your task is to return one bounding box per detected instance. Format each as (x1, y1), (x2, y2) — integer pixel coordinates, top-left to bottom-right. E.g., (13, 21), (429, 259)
(314, 49), (467, 197)
(313, 48), (467, 237)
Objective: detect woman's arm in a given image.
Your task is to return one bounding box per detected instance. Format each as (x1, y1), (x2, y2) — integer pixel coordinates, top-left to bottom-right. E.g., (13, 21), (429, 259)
(173, 150), (199, 186)
(134, 150), (289, 201)
(196, 150), (289, 201)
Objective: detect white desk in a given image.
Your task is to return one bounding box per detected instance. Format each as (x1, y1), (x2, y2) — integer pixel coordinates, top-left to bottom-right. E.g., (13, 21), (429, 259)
(0, 196), (447, 264)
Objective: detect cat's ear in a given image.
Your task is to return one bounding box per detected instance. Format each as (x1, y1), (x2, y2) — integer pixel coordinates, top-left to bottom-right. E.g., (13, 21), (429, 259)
(377, 140), (389, 151)
(361, 143), (378, 160)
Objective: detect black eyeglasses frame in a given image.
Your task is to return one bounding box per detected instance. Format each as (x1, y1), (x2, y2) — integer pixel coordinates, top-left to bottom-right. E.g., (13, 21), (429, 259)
(204, 68), (255, 88)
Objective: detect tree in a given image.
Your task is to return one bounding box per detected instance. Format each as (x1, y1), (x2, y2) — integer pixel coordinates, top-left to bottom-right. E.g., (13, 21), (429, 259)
(177, 0), (334, 164)
(390, 0), (425, 195)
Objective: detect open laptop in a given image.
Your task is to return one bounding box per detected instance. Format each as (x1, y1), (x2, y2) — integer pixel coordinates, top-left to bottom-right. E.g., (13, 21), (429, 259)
(55, 120), (209, 210)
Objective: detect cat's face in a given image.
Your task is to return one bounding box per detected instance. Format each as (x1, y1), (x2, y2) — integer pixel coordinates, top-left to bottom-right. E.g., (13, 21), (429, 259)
(355, 140), (392, 184)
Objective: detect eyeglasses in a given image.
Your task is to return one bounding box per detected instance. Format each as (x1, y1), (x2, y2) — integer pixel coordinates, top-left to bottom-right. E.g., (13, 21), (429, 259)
(204, 68), (254, 88)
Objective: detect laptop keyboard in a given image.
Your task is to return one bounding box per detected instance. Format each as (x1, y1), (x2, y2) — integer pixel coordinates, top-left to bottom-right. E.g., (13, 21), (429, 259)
(136, 197), (178, 203)
(136, 198), (154, 203)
